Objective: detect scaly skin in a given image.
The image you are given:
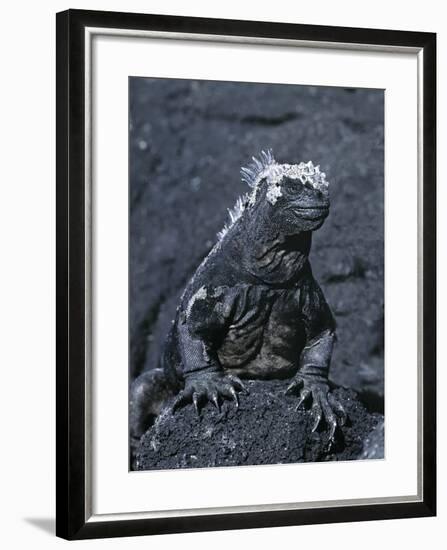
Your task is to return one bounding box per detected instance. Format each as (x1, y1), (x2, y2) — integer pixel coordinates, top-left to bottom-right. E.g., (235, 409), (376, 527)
(130, 151), (346, 448)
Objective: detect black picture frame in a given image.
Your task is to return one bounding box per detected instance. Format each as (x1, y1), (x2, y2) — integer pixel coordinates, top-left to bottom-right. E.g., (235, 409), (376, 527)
(56, 8), (436, 540)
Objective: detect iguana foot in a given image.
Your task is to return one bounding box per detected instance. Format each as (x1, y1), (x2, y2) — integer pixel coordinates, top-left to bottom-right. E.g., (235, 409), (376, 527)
(286, 374), (347, 444)
(171, 371), (248, 416)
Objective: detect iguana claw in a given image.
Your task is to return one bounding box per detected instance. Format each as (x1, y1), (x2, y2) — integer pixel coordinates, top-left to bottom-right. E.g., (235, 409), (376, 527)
(286, 374), (347, 443)
(171, 371), (247, 415)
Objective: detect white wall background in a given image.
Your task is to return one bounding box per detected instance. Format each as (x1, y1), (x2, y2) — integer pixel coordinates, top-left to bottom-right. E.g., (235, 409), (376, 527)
(0, 1), (444, 548)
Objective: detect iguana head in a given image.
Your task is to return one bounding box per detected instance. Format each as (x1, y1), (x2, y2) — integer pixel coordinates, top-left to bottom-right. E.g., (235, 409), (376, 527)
(218, 150), (330, 241)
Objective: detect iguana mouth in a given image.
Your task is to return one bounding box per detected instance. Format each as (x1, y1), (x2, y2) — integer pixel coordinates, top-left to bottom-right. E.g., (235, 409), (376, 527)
(291, 205), (329, 220)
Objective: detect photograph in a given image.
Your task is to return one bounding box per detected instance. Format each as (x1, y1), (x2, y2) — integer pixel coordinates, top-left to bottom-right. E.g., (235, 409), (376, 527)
(128, 77), (385, 471)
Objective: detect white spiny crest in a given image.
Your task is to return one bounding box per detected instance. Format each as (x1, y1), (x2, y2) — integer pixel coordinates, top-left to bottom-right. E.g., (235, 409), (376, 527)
(228, 195), (246, 224)
(217, 149), (330, 241)
(240, 149), (276, 188)
(217, 193), (249, 240)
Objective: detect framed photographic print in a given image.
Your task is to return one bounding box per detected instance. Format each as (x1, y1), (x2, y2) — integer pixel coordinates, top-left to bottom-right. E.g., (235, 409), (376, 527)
(56, 9), (436, 540)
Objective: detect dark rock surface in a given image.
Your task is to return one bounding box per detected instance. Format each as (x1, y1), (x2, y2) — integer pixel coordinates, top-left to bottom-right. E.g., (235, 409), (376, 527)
(135, 380), (384, 470)
(361, 419), (385, 459)
(129, 78), (384, 407)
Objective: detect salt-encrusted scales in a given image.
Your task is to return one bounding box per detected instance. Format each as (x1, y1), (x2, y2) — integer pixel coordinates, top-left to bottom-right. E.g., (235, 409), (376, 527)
(266, 182), (283, 205)
(240, 150), (329, 199)
(280, 161), (329, 193)
(242, 151), (329, 203)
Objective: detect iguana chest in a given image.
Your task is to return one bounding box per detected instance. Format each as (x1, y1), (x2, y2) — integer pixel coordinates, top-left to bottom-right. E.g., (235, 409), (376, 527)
(217, 285), (306, 378)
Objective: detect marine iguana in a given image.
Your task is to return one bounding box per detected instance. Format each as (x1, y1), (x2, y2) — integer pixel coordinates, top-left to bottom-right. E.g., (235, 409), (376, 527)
(130, 150), (347, 449)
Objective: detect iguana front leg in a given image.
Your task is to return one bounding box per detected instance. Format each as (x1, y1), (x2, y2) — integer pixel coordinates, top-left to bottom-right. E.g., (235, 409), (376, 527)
(286, 278), (347, 443)
(171, 285), (248, 414)
(286, 329), (347, 442)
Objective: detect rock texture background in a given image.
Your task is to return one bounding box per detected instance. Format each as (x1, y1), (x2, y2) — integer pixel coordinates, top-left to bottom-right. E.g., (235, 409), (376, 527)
(129, 78), (384, 467)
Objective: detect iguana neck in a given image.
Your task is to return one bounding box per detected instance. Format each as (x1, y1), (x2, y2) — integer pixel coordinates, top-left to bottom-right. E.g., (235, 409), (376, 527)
(230, 214), (312, 286)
